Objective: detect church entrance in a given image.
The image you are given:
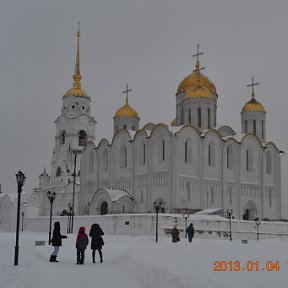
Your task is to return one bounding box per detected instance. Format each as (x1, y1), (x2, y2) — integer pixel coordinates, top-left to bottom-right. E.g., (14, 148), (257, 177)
(100, 201), (108, 215)
(243, 200), (257, 220)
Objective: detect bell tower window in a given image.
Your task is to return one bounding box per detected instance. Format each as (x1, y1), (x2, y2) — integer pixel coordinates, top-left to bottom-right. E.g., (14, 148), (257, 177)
(60, 130), (66, 144)
(79, 130), (87, 146)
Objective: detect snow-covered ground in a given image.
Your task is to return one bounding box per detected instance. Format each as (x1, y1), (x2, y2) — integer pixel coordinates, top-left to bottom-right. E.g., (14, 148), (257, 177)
(1, 232), (287, 288)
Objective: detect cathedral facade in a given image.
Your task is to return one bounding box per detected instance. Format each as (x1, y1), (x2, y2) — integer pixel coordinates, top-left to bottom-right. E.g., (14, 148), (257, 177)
(38, 31), (282, 220)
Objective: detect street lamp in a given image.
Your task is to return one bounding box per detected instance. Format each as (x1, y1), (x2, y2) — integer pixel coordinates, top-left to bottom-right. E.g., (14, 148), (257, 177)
(47, 191), (56, 245)
(255, 217), (261, 241)
(183, 212), (190, 238)
(153, 201), (162, 242)
(226, 209), (233, 241)
(67, 203), (72, 234)
(14, 170), (26, 266)
(71, 149), (82, 234)
(21, 212), (24, 232)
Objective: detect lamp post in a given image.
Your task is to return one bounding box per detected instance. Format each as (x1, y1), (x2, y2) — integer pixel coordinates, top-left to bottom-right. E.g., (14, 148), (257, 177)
(21, 212), (24, 232)
(226, 209), (233, 241)
(67, 203), (72, 234)
(47, 191), (56, 245)
(71, 149), (81, 234)
(183, 212), (189, 238)
(255, 217), (261, 241)
(14, 170), (26, 266)
(153, 201), (162, 242)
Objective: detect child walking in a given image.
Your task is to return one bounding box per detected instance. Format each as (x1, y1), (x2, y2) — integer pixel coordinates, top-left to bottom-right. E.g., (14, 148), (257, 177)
(49, 221), (67, 263)
(76, 226), (89, 265)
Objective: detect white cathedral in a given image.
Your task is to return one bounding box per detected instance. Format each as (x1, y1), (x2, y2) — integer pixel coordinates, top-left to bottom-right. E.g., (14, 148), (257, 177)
(38, 29), (282, 221)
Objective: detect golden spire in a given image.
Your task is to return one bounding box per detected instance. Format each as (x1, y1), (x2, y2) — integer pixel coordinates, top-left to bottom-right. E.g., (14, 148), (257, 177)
(73, 22), (81, 89)
(65, 23), (87, 97)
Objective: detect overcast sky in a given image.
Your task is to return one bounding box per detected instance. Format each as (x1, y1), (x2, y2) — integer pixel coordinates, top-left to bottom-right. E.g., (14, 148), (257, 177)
(1, 0), (288, 216)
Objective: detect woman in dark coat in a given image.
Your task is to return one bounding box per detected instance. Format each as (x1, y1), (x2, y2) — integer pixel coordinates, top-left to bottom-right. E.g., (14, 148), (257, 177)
(186, 223), (195, 243)
(49, 221), (67, 262)
(89, 223), (104, 263)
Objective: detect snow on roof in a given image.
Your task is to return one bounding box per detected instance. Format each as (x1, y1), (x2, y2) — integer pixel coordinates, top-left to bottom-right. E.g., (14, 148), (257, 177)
(104, 189), (132, 202)
(194, 208), (224, 216)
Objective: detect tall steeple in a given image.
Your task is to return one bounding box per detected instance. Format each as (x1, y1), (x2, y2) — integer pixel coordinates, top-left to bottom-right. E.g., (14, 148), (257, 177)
(65, 22), (87, 97)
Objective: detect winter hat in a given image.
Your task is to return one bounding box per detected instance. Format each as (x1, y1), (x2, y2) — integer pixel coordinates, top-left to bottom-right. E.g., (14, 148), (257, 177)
(78, 226), (85, 233)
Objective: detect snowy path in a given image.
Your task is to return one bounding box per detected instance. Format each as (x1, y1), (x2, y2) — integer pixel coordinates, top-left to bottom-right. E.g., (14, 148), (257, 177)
(1, 233), (288, 288)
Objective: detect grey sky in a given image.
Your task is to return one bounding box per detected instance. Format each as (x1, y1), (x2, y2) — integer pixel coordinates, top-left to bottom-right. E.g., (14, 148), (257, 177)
(0, 0), (287, 216)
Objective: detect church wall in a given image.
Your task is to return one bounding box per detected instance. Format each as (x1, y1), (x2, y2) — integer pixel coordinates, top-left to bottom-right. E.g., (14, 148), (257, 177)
(148, 126), (172, 212)
(133, 132), (149, 213)
(174, 126), (201, 211)
(111, 131), (133, 194)
(203, 133), (222, 209)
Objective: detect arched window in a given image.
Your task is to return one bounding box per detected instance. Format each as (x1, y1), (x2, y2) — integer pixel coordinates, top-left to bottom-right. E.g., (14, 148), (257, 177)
(188, 108), (192, 124)
(207, 108), (211, 129)
(227, 145), (233, 169)
(56, 166), (62, 177)
(78, 130), (87, 146)
(244, 120), (248, 133)
(198, 107), (202, 128)
(120, 144), (127, 168)
(184, 139), (192, 163)
(261, 120), (265, 139)
(266, 151), (272, 174)
(246, 148), (253, 172)
(88, 151), (94, 173)
(208, 143), (215, 167)
(139, 142), (146, 165)
(103, 149), (108, 171)
(60, 130), (66, 144)
(158, 138), (165, 162)
(253, 120), (257, 134)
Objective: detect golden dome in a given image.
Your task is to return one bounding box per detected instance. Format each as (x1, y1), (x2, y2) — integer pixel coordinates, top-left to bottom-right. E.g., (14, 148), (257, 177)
(115, 101), (139, 118)
(66, 86), (87, 97)
(186, 84), (213, 100)
(177, 62), (216, 94)
(171, 118), (176, 126)
(242, 97), (265, 112)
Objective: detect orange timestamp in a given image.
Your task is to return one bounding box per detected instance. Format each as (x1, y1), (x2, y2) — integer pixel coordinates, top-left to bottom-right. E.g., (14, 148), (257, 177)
(213, 260), (280, 272)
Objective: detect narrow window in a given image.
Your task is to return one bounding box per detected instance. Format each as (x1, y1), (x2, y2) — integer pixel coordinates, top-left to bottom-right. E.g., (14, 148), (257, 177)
(88, 151), (94, 173)
(187, 182), (191, 201)
(185, 141), (188, 163)
(120, 145), (127, 168)
(78, 130), (87, 146)
(229, 186), (232, 205)
(198, 107), (202, 128)
(162, 140), (165, 161)
(56, 167), (62, 177)
(245, 120), (248, 133)
(253, 120), (257, 134)
(211, 187), (214, 204)
(60, 130), (66, 144)
(266, 151), (272, 174)
(261, 120), (265, 139)
(103, 149), (108, 170)
(207, 108), (211, 129)
(140, 190), (144, 203)
(188, 108), (192, 124)
(268, 189), (272, 207)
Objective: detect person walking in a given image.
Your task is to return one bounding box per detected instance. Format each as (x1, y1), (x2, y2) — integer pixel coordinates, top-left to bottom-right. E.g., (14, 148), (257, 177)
(49, 221), (67, 262)
(170, 225), (180, 243)
(89, 223), (104, 263)
(76, 226), (89, 264)
(186, 223), (195, 243)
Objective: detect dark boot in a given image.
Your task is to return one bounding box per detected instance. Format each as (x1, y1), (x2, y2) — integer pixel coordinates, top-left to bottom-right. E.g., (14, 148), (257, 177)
(49, 255), (55, 262)
(92, 250), (96, 263)
(99, 249), (103, 263)
(54, 256), (59, 263)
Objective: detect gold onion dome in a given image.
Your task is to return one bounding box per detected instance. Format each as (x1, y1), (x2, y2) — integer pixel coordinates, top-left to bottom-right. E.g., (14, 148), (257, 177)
(242, 97), (265, 112)
(171, 118), (176, 126)
(65, 24), (87, 97)
(177, 62), (216, 95)
(115, 100), (139, 118)
(186, 84), (213, 100)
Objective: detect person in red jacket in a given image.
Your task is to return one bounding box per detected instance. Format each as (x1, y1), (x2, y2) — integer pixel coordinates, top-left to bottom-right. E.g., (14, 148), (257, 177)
(76, 226), (89, 265)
